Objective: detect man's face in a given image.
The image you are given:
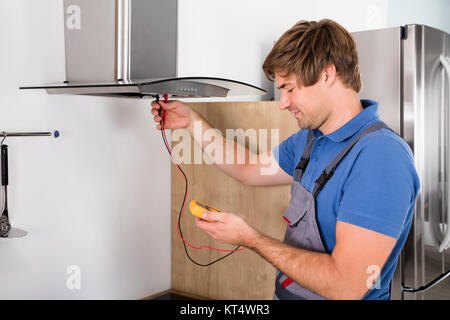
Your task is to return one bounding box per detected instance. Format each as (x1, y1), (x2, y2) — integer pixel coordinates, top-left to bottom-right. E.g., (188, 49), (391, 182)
(275, 72), (331, 131)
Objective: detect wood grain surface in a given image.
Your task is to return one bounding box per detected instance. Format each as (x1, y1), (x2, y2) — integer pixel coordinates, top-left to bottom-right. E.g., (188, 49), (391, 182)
(171, 101), (299, 299)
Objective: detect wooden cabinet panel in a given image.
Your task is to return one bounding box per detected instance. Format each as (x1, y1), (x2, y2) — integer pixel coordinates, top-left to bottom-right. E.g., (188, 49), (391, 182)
(171, 101), (299, 299)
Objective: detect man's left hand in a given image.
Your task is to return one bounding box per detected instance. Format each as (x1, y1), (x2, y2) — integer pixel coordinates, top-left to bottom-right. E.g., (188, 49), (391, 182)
(195, 211), (259, 247)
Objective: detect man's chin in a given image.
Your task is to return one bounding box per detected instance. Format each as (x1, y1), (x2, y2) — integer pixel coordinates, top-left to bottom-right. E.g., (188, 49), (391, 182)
(297, 120), (317, 131)
(297, 119), (308, 130)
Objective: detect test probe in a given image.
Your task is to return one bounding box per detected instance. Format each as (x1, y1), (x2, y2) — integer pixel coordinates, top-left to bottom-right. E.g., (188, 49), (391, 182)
(155, 95), (245, 266)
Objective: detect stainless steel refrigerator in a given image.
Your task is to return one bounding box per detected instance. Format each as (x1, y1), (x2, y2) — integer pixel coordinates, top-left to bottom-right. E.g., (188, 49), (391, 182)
(353, 24), (450, 300)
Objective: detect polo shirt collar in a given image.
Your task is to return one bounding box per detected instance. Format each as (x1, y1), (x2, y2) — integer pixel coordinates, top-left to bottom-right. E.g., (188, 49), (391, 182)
(312, 99), (380, 142)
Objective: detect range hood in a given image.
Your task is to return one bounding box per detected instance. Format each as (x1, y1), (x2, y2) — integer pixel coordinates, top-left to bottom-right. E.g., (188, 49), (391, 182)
(20, 0), (266, 99)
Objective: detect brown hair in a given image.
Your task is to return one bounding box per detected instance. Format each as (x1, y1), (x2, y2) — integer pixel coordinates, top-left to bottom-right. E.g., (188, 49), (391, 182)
(262, 19), (362, 92)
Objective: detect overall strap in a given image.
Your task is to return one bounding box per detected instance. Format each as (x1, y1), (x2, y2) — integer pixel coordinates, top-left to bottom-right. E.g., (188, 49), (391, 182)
(294, 130), (315, 182)
(312, 121), (392, 198)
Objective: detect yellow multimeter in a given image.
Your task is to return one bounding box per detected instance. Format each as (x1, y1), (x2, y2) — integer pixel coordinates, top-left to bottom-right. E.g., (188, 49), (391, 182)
(189, 200), (221, 219)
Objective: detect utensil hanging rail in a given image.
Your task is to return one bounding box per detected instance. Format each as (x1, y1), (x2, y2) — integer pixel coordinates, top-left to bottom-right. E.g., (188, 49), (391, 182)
(0, 131), (60, 139)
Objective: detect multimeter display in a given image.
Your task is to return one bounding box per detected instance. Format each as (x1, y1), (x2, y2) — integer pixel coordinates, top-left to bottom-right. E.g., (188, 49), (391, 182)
(197, 202), (213, 211)
(190, 200), (220, 219)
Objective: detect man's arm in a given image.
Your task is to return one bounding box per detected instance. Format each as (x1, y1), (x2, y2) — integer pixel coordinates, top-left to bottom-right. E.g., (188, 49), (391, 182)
(186, 108), (292, 186)
(197, 212), (396, 300)
(247, 221), (396, 299)
(152, 100), (292, 187)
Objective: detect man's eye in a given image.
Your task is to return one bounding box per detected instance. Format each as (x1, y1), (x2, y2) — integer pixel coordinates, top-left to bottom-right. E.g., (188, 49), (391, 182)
(288, 88), (294, 93)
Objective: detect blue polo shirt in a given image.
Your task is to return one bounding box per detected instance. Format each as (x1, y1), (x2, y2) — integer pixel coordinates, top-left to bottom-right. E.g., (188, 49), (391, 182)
(273, 100), (420, 300)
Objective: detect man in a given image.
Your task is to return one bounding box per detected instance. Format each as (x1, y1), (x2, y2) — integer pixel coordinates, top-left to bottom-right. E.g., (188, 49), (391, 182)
(151, 19), (420, 300)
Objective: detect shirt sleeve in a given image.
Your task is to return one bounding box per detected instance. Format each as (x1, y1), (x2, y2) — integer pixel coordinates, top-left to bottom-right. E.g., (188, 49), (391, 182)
(273, 131), (305, 177)
(337, 134), (420, 239)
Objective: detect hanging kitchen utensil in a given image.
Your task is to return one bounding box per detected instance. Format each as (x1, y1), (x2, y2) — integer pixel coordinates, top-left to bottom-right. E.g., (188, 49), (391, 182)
(0, 144), (11, 237)
(0, 143), (27, 239)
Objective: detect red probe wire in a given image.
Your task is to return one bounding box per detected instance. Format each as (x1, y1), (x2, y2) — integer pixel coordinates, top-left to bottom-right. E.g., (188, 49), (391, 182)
(159, 95), (246, 253)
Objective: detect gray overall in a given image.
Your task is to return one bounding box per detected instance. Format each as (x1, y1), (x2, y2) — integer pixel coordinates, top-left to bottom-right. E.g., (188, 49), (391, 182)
(274, 121), (391, 300)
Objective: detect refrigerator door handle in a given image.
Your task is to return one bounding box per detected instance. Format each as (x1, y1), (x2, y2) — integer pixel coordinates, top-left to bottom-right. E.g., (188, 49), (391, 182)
(439, 54), (450, 252)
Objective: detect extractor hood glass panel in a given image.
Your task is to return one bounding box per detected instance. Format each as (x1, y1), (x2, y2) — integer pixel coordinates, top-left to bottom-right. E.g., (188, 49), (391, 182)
(19, 77), (267, 98)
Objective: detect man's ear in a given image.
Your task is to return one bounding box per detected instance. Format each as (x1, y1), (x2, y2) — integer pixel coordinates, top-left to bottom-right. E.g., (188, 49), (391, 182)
(323, 64), (337, 87)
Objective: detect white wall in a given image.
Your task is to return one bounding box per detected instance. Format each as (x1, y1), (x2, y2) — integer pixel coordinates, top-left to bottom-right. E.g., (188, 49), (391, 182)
(0, 0), (171, 299)
(177, 0), (388, 102)
(386, 0), (450, 34)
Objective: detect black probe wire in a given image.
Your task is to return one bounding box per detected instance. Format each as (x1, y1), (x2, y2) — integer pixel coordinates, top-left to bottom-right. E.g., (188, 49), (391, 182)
(156, 96), (241, 267)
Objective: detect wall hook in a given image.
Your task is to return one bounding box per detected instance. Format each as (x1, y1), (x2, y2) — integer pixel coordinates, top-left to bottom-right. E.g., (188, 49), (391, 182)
(1, 132), (6, 145)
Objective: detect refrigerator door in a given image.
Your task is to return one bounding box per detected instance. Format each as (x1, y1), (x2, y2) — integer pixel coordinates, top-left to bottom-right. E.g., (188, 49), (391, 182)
(444, 31), (450, 298)
(401, 25), (450, 300)
(353, 25), (450, 300)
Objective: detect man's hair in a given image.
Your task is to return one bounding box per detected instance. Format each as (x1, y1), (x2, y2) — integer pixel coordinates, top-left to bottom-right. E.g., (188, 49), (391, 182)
(262, 19), (362, 93)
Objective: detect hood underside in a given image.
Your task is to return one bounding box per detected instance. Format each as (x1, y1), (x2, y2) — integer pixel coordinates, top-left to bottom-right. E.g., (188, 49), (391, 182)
(20, 77), (267, 99)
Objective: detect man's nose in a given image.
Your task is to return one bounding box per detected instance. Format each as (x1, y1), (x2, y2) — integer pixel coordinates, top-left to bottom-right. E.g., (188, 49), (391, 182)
(279, 91), (291, 110)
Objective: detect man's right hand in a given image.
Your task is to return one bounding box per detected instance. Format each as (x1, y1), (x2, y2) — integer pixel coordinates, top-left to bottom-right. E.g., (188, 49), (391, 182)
(150, 99), (192, 130)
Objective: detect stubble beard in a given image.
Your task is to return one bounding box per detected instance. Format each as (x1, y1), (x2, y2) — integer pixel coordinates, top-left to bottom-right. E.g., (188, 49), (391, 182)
(297, 109), (330, 131)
